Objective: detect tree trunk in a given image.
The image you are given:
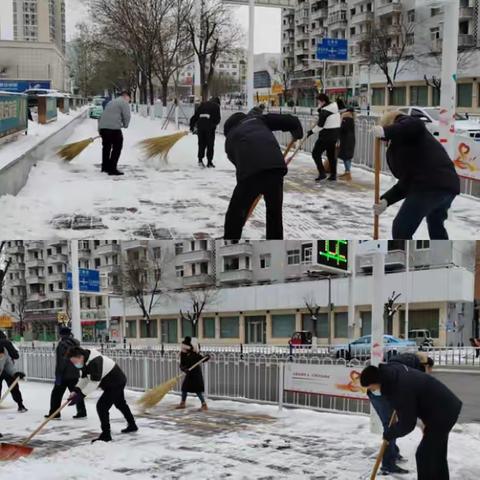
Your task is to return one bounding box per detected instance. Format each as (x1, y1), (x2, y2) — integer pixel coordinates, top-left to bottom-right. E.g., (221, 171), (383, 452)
(161, 80), (169, 106)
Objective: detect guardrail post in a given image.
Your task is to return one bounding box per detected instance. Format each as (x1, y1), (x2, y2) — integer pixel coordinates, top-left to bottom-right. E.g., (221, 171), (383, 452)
(143, 357), (149, 390)
(129, 344), (132, 355)
(278, 363), (284, 411)
(161, 343), (164, 357)
(22, 352), (28, 380)
(289, 343), (293, 362)
(204, 362), (209, 400)
(240, 343), (244, 360)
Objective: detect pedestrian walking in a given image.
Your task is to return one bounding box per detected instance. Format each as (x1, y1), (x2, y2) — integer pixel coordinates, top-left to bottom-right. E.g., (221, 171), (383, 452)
(361, 362), (462, 480)
(44, 327), (86, 420)
(190, 97), (221, 168)
(337, 107), (356, 182)
(98, 90), (131, 176)
(372, 111), (460, 239)
(175, 337), (209, 411)
(0, 332), (26, 412)
(66, 347), (138, 443)
(470, 337), (480, 358)
(0, 346), (26, 412)
(307, 94), (341, 182)
(223, 111), (304, 240)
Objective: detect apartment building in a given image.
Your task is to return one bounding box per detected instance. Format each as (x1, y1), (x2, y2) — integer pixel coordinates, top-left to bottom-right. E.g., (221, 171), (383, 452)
(281, 0), (480, 111)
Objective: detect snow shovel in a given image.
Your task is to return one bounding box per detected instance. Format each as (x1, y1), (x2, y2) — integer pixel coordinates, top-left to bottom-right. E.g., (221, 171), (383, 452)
(246, 138), (298, 221)
(0, 399), (70, 461)
(370, 410), (397, 480)
(0, 377), (21, 407)
(373, 138), (382, 240)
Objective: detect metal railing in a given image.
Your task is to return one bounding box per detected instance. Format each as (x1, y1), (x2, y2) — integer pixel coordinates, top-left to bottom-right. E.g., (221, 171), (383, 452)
(16, 348), (369, 415)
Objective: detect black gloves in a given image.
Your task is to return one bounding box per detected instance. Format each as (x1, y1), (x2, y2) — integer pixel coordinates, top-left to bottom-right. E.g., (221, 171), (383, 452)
(14, 371), (26, 379)
(307, 130), (314, 138)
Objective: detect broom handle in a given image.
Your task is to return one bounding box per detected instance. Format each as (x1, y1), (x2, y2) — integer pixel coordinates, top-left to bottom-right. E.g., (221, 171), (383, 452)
(246, 138), (297, 221)
(0, 376), (20, 405)
(370, 410), (397, 480)
(186, 355), (209, 372)
(21, 399), (70, 446)
(373, 138), (382, 240)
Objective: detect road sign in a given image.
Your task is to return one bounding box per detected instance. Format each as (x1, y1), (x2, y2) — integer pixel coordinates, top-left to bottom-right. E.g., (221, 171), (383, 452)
(316, 38), (349, 62)
(67, 269), (101, 293)
(316, 240), (349, 273)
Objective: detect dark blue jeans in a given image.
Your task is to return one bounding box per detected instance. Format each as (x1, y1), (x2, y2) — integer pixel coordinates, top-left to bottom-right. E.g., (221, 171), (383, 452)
(368, 392), (399, 470)
(392, 191), (457, 240)
(181, 391), (205, 404)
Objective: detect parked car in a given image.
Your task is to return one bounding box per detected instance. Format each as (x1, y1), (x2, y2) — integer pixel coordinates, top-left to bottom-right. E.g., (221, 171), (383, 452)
(408, 329), (434, 348)
(397, 107), (480, 142)
(333, 334), (417, 360)
(89, 97), (105, 119)
(289, 331), (313, 348)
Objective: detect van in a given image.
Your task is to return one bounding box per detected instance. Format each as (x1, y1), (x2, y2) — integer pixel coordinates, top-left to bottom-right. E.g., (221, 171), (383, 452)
(408, 329), (434, 348)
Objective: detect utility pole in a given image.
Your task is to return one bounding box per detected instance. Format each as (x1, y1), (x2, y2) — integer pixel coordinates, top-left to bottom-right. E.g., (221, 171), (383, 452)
(247, 0), (255, 110)
(348, 241), (356, 339)
(328, 276), (333, 346)
(405, 240), (410, 339)
(70, 240), (82, 341)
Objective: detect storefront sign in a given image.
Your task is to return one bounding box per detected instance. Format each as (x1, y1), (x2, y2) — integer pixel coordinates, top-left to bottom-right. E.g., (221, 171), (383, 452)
(0, 315), (13, 328)
(0, 80), (51, 93)
(284, 363), (368, 400)
(453, 135), (480, 182)
(0, 94), (27, 140)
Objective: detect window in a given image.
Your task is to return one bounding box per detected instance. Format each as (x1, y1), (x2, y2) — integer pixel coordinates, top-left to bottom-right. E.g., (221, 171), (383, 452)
(260, 254), (271, 269)
(334, 312), (348, 338)
(182, 318), (194, 337)
(416, 240), (430, 250)
(175, 266), (184, 278)
(140, 320), (158, 338)
(175, 243), (184, 255)
(399, 309), (440, 338)
(407, 9), (415, 23)
(287, 250), (300, 265)
(372, 88), (385, 106)
(271, 314), (295, 338)
(125, 320), (137, 338)
(302, 313), (329, 338)
(224, 257), (240, 271)
(203, 317), (215, 338)
(301, 243), (313, 264)
(94, 258), (100, 268)
(410, 86), (428, 107)
(361, 312), (372, 336)
(220, 317), (239, 338)
(152, 247), (161, 259)
(457, 83), (473, 108)
(389, 87), (406, 106)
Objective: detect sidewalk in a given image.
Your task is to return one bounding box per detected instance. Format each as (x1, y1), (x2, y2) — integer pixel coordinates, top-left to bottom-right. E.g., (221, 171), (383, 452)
(0, 113), (479, 239)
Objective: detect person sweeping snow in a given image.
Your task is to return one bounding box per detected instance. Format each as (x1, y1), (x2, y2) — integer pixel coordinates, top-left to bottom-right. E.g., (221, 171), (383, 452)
(190, 97), (221, 168)
(372, 111), (460, 239)
(223, 111), (303, 240)
(307, 93), (341, 182)
(337, 107), (356, 182)
(0, 346), (26, 408)
(66, 347), (138, 443)
(175, 337), (209, 411)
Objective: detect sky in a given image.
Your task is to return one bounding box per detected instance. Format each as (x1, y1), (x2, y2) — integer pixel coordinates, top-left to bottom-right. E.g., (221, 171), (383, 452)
(65, 0), (281, 54)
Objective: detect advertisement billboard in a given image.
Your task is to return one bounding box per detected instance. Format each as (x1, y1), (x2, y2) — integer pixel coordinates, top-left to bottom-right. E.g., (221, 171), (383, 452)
(0, 80), (51, 93)
(0, 94), (27, 140)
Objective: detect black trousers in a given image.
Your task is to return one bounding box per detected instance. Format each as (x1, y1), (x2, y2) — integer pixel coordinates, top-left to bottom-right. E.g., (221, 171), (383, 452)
(416, 425), (455, 480)
(97, 385), (136, 434)
(0, 373), (23, 406)
(224, 170), (284, 240)
(100, 129), (123, 172)
(49, 381), (86, 416)
(312, 131), (339, 178)
(197, 128), (216, 163)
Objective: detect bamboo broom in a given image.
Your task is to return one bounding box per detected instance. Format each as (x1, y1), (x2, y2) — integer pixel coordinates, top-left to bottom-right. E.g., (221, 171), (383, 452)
(57, 136), (100, 161)
(137, 356), (209, 411)
(137, 131), (189, 162)
(370, 410), (397, 480)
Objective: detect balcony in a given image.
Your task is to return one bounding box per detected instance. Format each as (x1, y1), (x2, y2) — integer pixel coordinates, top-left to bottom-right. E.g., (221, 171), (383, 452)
(26, 259), (44, 268)
(219, 243), (253, 257)
(218, 269), (253, 285)
(327, 13), (348, 29)
(6, 244), (24, 254)
(10, 278), (26, 287)
(98, 264), (121, 274)
(47, 273), (66, 282)
(376, 1), (402, 18)
(95, 243), (121, 255)
(28, 292), (47, 302)
(78, 247), (91, 259)
(183, 274), (214, 288)
(122, 240), (149, 251)
(459, 34), (475, 48)
(178, 249), (212, 264)
(351, 11), (374, 25)
(360, 250), (406, 271)
(47, 291), (66, 301)
(459, 6), (475, 20)
(351, 31), (370, 43)
(26, 275), (46, 285)
(25, 241), (44, 251)
(311, 8), (327, 21)
(47, 254), (68, 264)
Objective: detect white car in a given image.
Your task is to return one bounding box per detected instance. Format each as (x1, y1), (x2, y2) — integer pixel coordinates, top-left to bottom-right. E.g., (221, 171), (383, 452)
(398, 107), (480, 142)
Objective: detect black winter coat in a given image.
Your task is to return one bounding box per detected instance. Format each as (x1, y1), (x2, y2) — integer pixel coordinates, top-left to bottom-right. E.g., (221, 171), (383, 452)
(381, 115), (460, 206)
(225, 113), (304, 182)
(337, 113), (355, 160)
(388, 353), (423, 371)
(190, 101), (221, 132)
(55, 336), (81, 382)
(379, 363), (462, 441)
(180, 350), (208, 393)
(0, 339), (19, 362)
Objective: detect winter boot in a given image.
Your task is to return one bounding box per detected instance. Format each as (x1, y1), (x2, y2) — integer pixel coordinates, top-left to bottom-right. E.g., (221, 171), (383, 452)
(175, 401), (186, 410)
(18, 404), (28, 413)
(91, 431), (112, 443)
(327, 175), (337, 182)
(121, 424), (139, 434)
(380, 465), (409, 475)
(45, 413), (61, 420)
(338, 172), (352, 182)
(73, 412), (87, 419)
(207, 162), (215, 168)
(108, 170), (125, 176)
(198, 160), (206, 168)
(198, 403), (208, 412)
(315, 173), (327, 182)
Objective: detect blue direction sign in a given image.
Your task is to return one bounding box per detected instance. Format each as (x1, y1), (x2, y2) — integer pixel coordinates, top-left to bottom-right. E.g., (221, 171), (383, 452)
(316, 38), (349, 62)
(67, 269), (101, 293)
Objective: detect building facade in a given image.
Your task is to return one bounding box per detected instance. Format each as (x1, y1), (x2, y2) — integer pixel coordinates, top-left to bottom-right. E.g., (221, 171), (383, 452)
(281, 0), (480, 111)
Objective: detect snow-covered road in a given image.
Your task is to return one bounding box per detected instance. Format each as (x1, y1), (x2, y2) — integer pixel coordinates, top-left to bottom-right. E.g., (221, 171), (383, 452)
(1, 114), (479, 239)
(0, 382), (479, 479)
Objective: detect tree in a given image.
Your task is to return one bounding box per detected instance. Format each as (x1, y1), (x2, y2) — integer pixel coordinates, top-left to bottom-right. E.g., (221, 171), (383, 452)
(0, 242), (12, 307)
(179, 288), (216, 338)
(208, 73), (239, 98)
(304, 293), (321, 338)
(186, 0), (242, 101)
(0, 287), (27, 339)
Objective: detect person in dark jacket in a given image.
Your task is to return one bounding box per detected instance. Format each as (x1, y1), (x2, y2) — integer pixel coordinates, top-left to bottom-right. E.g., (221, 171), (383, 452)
(67, 347), (138, 443)
(223, 112), (304, 240)
(190, 97), (221, 168)
(337, 108), (356, 182)
(307, 94), (341, 182)
(176, 337), (209, 411)
(0, 332), (26, 412)
(373, 112), (460, 239)
(45, 327), (86, 419)
(366, 353), (435, 475)
(361, 363), (462, 480)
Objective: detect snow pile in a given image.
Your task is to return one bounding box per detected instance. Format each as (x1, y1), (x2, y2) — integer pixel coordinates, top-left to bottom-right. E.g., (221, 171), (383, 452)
(0, 381), (478, 479)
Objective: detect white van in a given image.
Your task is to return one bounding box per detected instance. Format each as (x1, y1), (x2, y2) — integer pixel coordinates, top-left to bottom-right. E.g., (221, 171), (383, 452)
(408, 329), (434, 347)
